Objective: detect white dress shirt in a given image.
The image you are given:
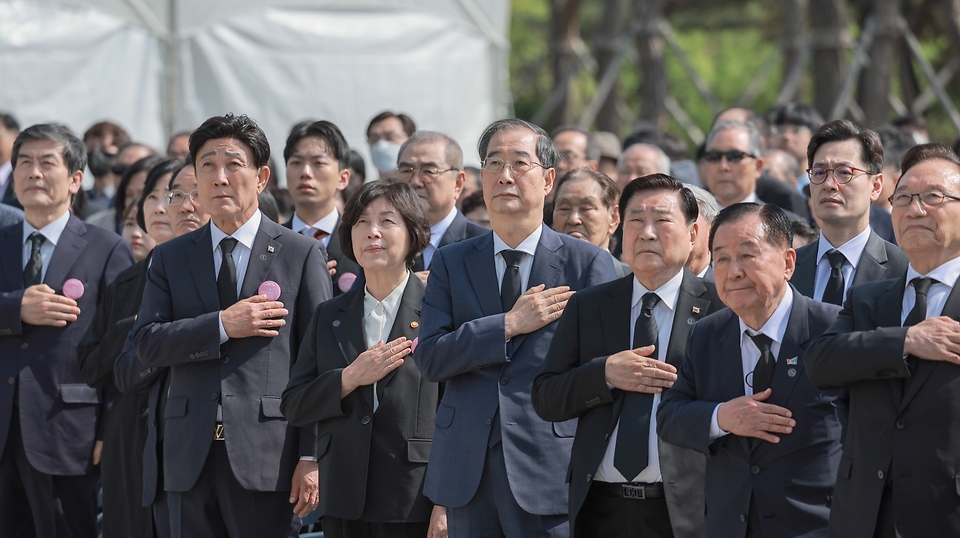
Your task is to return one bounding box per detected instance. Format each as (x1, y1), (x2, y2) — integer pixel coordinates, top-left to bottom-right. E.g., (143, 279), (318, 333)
(709, 286), (794, 439)
(422, 207), (458, 269)
(363, 272), (410, 413)
(595, 270), (683, 484)
(213, 210), (262, 343)
(901, 257), (960, 323)
(813, 227), (871, 302)
(291, 208), (338, 248)
(22, 210), (71, 282)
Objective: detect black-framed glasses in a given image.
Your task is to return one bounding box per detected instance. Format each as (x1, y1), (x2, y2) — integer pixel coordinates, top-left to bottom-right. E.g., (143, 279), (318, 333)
(703, 150), (756, 163)
(889, 191), (960, 208)
(167, 189), (199, 205)
(395, 165), (458, 183)
(480, 158), (547, 175)
(806, 165), (871, 185)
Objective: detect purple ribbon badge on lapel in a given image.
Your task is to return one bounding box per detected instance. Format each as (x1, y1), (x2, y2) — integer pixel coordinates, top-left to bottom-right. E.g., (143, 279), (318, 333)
(258, 280), (281, 301)
(410, 337), (419, 353)
(63, 279), (84, 300)
(339, 272), (357, 293)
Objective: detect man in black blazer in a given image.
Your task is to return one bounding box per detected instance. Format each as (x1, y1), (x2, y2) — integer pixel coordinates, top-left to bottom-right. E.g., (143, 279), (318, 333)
(533, 174), (722, 537)
(658, 203), (846, 538)
(805, 143), (960, 537)
(396, 131), (487, 277)
(0, 124), (134, 537)
(282, 120), (359, 295)
(791, 120), (908, 305)
(133, 114), (332, 536)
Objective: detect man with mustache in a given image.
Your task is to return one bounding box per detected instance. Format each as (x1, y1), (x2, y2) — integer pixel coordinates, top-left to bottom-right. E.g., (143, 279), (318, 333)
(790, 120), (907, 305)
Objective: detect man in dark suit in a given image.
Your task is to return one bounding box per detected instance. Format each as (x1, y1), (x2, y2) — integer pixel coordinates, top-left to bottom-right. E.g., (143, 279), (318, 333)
(658, 203), (846, 538)
(805, 143), (960, 537)
(0, 112), (21, 209)
(396, 131), (487, 279)
(791, 120), (908, 305)
(133, 114), (332, 537)
(283, 120), (359, 294)
(0, 202), (23, 226)
(415, 119), (616, 537)
(0, 123), (134, 537)
(533, 174), (723, 537)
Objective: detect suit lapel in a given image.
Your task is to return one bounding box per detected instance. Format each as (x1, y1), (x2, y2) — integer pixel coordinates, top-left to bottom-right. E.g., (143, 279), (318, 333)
(764, 288), (809, 412)
(331, 287), (370, 407)
(851, 231), (889, 286)
(901, 276), (960, 408)
(0, 223), (23, 291)
(602, 276), (633, 421)
(186, 223), (221, 314)
(791, 240), (818, 298)
(43, 216), (87, 289)
(327, 215), (344, 261)
(873, 276), (908, 407)
(667, 270), (712, 369)
(464, 233), (502, 318)
(379, 274), (425, 391)
(511, 226), (565, 352)
(438, 211), (467, 248)
(239, 218), (282, 299)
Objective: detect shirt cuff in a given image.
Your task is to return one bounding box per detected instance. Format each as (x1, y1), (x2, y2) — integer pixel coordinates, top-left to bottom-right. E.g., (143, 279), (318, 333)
(299, 456), (317, 462)
(218, 312), (229, 344)
(709, 403), (730, 440)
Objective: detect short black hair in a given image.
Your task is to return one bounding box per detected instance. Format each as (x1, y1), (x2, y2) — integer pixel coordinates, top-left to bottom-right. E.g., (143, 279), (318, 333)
(366, 111), (417, 140)
(339, 181), (431, 269)
(807, 119), (883, 174)
(283, 120), (350, 170)
(899, 143), (960, 181)
(117, 155), (165, 215)
(660, 131), (690, 161)
(189, 113), (270, 168)
(622, 125), (666, 154)
(767, 102), (824, 132)
(478, 119), (560, 169)
(167, 161), (193, 190)
(12, 123), (87, 175)
(137, 158), (182, 231)
(618, 173), (699, 224)
(876, 125), (915, 174)
(460, 189), (486, 216)
(791, 218), (819, 246)
(709, 202), (793, 252)
(0, 112), (19, 133)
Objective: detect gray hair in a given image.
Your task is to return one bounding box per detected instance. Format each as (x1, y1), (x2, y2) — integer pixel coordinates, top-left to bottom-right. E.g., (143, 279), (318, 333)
(398, 131), (464, 170)
(478, 119), (560, 169)
(618, 143), (671, 174)
(12, 123), (87, 174)
(686, 184), (720, 224)
(706, 120), (762, 157)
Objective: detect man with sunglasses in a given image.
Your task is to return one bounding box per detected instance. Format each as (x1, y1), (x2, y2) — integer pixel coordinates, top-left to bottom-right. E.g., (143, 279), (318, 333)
(806, 143), (960, 537)
(700, 121), (773, 209)
(395, 132), (487, 280)
(791, 120), (907, 306)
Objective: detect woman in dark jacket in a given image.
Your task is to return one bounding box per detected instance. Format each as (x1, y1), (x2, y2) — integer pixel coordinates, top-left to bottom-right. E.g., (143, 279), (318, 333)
(77, 158), (180, 537)
(282, 181), (445, 538)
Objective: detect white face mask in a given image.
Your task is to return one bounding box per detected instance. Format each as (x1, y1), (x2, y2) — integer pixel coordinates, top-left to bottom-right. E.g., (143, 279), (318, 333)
(370, 140), (401, 173)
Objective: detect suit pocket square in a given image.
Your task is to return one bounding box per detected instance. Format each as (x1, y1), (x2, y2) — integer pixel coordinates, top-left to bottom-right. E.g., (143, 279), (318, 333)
(59, 384), (99, 404)
(260, 397), (284, 418)
(164, 396), (188, 419)
(407, 439), (432, 463)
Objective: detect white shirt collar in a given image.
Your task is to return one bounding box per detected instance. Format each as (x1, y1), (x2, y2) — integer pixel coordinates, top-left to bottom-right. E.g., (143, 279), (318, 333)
(291, 207), (338, 235)
(363, 272), (410, 320)
(816, 226), (871, 266)
(742, 192), (759, 204)
(739, 285), (794, 346)
(429, 207), (459, 248)
(905, 256), (960, 289)
(632, 269), (684, 312)
(493, 224), (543, 258)
(210, 210), (262, 253)
(23, 210), (71, 247)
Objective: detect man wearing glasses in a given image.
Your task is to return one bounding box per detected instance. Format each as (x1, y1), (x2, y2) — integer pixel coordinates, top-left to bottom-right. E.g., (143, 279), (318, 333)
(791, 120), (907, 306)
(806, 143), (960, 537)
(700, 120), (771, 209)
(415, 119), (616, 537)
(395, 132), (487, 280)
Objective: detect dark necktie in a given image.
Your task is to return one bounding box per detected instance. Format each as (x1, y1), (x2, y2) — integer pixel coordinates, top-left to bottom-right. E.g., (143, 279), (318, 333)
(614, 292), (660, 480)
(821, 249), (846, 306)
(217, 237), (239, 310)
(749, 333), (775, 393)
(23, 232), (45, 287)
(904, 277), (934, 375)
(500, 250), (524, 313)
(312, 229), (329, 240)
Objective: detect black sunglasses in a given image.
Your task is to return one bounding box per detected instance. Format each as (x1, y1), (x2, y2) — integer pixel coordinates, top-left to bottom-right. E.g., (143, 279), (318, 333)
(703, 150), (756, 163)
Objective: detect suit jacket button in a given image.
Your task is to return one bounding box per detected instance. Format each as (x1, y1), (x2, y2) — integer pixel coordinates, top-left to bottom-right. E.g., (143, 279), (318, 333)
(222, 357), (230, 364)
(500, 377), (509, 385)
(211, 393), (218, 401)
(896, 420), (905, 429)
(740, 514), (747, 523)
(877, 470), (884, 480)
(20, 343), (28, 350)
(485, 418), (492, 425)
(751, 465), (760, 475)
(7, 377), (14, 385)
(361, 416), (371, 424)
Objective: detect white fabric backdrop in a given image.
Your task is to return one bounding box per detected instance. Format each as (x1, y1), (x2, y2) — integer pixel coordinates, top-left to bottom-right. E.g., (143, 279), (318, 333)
(0, 0), (510, 183)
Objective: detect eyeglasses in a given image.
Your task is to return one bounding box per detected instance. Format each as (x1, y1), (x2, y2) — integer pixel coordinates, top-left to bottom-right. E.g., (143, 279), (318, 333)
(395, 165), (458, 183)
(167, 189), (199, 205)
(559, 150), (586, 163)
(703, 150), (756, 163)
(806, 166), (871, 185)
(480, 158), (547, 175)
(889, 191), (960, 208)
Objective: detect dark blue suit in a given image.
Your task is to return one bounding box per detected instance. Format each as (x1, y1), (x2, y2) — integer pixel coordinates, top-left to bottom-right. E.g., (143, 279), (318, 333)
(0, 214), (133, 537)
(415, 224), (616, 531)
(657, 288), (846, 538)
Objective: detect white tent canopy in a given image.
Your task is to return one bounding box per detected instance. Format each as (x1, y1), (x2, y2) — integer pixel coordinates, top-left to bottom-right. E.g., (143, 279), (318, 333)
(0, 0), (511, 182)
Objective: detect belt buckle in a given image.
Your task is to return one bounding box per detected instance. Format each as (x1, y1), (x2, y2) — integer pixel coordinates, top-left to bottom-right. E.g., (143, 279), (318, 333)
(621, 484), (646, 500)
(214, 423), (225, 441)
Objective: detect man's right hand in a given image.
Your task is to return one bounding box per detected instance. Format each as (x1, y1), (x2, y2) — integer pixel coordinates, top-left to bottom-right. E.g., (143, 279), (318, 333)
(604, 346), (677, 393)
(716, 389), (795, 443)
(221, 295), (288, 338)
(904, 316), (960, 365)
(504, 284), (574, 339)
(21, 284), (80, 326)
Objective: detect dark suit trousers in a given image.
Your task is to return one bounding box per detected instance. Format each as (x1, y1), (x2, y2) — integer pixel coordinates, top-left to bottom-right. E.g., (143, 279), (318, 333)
(167, 442), (299, 538)
(576, 483), (673, 538)
(101, 390), (153, 538)
(0, 406), (98, 538)
(321, 517), (429, 538)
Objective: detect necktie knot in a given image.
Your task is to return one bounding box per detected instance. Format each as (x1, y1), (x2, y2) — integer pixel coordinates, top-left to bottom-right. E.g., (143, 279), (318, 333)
(501, 249), (524, 268)
(310, 228), (329, 240)
(749, 332), (773, 353)
(23, 232), (46, 288)
(641, 292), (660, 313)
(827, 249), (846, 271)
(912, 277), (934, 298)
(28, 232), (45, 251)
(219, 237), (238, 255)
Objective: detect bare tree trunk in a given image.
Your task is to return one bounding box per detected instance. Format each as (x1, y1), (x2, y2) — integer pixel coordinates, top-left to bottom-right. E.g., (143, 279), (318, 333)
(899, 39), (921, 112)
(635, 0), (668, 127)
(550, 0), (585, 127)
(945, 0), (960, 57)
(780, 0), (808, 96)
(594, 0), (628, 134)
(858, 0), (900, 126)
(810, 0), (849, 117)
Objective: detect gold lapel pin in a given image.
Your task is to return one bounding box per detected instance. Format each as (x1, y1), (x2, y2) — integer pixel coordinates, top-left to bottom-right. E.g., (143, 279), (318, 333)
(410, 321), (419, 329)
(692, 306), (701, 314)
(267, 246), (275, 253)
